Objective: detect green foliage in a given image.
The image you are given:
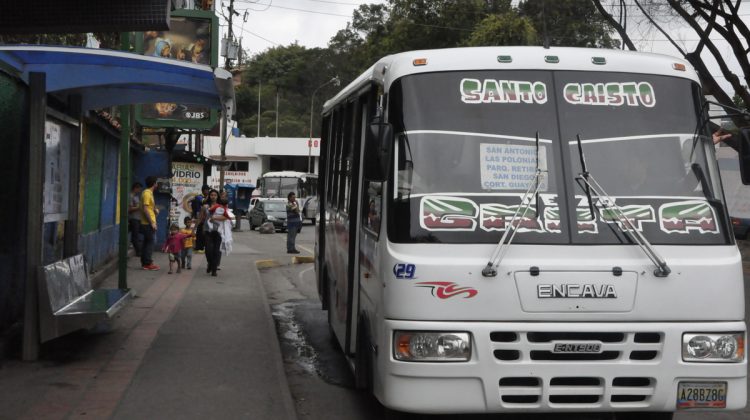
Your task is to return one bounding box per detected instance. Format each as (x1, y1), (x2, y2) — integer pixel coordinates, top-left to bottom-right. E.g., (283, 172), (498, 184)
(236, 0), (616, 138)
(466, 13), (538, 46)
(517, 0), (616, 48)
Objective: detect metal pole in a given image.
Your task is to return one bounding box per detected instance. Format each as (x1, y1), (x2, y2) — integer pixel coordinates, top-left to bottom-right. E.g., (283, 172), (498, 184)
(219, 110), (227, 188)
(117, 33), (131, 290)
(118, 106), (130, 289)
(22, 72), (46, 361)
(220, 0), (235, 189)
(257, 79), (261, 137)
(308, 93), (314, 173)
(307, 77), (339, 173)
(275, 87), (279, 138)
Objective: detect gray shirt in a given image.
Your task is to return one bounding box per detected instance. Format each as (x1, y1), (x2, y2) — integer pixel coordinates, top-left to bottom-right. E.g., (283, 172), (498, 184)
(129, 192), (141, 221)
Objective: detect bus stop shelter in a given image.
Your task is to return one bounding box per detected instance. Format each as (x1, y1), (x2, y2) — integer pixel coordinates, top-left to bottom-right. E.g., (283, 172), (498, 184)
(0, 46), (235, 360)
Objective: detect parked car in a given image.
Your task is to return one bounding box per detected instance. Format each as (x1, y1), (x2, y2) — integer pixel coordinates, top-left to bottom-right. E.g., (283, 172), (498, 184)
(732, 216), (750, 240)
(248, 198), (288, 231)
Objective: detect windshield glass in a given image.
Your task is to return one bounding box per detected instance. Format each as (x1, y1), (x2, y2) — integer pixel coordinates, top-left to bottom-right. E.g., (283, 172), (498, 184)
(262, 177), (299, 198)
(264, 202), (286, 212)
(387, 71), (729, 245)
(555, 70), (727, 245)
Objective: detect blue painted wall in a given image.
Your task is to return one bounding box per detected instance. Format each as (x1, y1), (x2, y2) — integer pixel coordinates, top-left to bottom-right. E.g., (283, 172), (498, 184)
(79, 124), (120, 272)
(133, 150), (171, 245)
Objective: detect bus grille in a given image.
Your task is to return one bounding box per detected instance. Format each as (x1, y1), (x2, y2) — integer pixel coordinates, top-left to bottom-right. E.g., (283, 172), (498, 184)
(490, 331), (663, 362)
(498, 376), (656, 407)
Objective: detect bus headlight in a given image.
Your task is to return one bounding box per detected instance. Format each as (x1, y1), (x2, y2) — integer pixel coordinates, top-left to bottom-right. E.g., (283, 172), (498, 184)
(394, 331), (471, 362)
(683, 333), (745, 362)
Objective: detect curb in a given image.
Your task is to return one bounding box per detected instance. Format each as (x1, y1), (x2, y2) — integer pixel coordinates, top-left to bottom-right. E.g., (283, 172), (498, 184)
(256, 259), (281, 269)
(291, 256), (314, 264)
(251, 259), (299, 420)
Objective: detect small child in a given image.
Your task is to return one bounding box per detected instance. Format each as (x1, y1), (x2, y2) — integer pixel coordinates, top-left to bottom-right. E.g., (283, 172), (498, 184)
(162, 223), (190, 274)
(179, 217), (196, 270)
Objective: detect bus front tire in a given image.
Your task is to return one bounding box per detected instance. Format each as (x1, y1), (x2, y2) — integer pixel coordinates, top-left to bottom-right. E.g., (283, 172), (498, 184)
(354, 318), (372, 391)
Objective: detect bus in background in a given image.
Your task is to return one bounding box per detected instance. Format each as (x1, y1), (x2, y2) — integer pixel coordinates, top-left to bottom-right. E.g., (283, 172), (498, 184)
(316, 47), (748, 418)
(255, 171), (318, 224)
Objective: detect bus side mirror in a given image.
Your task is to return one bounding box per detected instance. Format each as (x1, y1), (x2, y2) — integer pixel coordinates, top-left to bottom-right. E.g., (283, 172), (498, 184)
(367, 121), (394, 181)
(739, 128), (750, 185)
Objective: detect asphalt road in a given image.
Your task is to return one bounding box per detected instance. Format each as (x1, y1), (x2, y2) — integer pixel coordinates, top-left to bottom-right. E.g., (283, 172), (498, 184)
(245, 223), (750, 420)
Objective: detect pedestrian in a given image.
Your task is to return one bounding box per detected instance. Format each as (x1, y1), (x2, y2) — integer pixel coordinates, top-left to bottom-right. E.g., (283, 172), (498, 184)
(193, 185), (210, 254)
(208, 197), (233, 275)
(128, 182), (143, 256)
(201, 189), (222, 275)
(140, 176), (160, 270)
(286, 192), (301, 254)
(180, 216), (196, 270)
(162, 223), (190, 274)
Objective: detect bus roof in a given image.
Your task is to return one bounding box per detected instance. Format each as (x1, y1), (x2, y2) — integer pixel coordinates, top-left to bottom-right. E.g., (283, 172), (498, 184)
(323, 46), (698, 113)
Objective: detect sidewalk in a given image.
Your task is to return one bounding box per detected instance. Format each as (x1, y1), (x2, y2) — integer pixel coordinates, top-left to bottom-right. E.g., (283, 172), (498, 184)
(0, 241), (297, 420)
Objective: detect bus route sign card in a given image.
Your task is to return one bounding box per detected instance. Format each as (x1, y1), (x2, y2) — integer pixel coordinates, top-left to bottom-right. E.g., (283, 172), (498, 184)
(676, 382), (727, 409)
(480, 143), (547, 191)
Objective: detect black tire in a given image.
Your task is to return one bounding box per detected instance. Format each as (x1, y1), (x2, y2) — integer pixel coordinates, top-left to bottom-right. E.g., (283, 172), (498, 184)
(615, 412), (673, 420)
(354, 318), (372, 391)
(249, 220), (255, 230)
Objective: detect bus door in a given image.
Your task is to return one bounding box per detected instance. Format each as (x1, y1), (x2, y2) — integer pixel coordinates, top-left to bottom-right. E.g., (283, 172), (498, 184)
(328, 96), (365, 354)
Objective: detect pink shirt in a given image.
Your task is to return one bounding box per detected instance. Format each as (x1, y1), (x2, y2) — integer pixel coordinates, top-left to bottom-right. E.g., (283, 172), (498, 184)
(163, 232), (190, 253)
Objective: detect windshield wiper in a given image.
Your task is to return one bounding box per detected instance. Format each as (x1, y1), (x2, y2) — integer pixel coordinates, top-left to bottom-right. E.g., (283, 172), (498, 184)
(574, 134), (671, 277)
(482, 132), (546, 278)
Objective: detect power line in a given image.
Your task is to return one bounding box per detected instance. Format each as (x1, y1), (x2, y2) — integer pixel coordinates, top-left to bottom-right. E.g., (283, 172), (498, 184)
(299, 0), (363, 6)
(235, 25), (280, 46)
(235, 2), (352, 17)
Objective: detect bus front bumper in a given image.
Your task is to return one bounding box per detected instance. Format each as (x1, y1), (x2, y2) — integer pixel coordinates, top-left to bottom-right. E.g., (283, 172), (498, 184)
(377, 320), (747, 414)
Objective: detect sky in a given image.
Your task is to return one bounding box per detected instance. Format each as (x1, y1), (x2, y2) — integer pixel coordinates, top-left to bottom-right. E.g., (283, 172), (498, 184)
(219, 0), (750, 94)
(222, 0), (384, 56)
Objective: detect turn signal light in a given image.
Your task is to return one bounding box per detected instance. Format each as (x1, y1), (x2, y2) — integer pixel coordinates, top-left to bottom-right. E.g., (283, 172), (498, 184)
(413, 58), (428, 66)
(673, 63), (687, 71)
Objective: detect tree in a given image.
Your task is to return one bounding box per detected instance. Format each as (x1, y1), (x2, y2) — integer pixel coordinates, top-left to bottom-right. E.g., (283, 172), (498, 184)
(518, 0), (617, 48)
(466, 13), (538, 46)
(591, 0), (750, 128)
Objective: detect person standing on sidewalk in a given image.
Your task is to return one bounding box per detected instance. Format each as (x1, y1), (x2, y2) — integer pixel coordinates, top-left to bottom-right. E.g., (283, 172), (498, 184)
(201, 189), (220, 275)
(286, 192), (301, 254)
(140, 176), (160, 271)
(128, 182), (143, 257)
(192, 185), (209, 254)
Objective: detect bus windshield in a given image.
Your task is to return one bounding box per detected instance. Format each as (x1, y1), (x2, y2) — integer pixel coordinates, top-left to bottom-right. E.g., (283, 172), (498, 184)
(388, 70), (729, 245)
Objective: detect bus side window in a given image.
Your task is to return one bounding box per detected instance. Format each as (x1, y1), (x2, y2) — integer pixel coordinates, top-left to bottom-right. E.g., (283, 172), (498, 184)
(364, 180), (382, 237)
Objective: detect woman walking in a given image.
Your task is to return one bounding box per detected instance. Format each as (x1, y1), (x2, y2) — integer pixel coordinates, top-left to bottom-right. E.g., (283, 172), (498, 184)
(199, 189), (221, 275)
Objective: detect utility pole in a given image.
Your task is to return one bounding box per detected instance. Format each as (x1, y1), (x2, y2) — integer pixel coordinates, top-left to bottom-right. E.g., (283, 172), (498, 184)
(219, 0), (236, 188)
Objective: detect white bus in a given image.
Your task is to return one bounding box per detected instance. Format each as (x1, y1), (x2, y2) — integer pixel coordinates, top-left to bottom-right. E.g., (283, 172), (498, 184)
(316, 47), (748, 418)
(255, 171), (318, 223)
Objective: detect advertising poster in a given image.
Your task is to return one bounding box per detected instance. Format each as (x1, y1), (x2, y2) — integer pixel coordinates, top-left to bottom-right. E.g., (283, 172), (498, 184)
(136, 9), (218, 129)
(170, 162), (204, 226)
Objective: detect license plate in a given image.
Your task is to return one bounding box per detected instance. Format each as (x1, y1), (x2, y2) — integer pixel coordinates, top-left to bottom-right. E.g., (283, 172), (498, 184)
(677, 382), (727, 409)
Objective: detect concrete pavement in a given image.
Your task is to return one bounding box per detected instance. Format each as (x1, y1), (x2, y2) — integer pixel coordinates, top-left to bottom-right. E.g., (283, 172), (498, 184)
(0, 233), (297, 420)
